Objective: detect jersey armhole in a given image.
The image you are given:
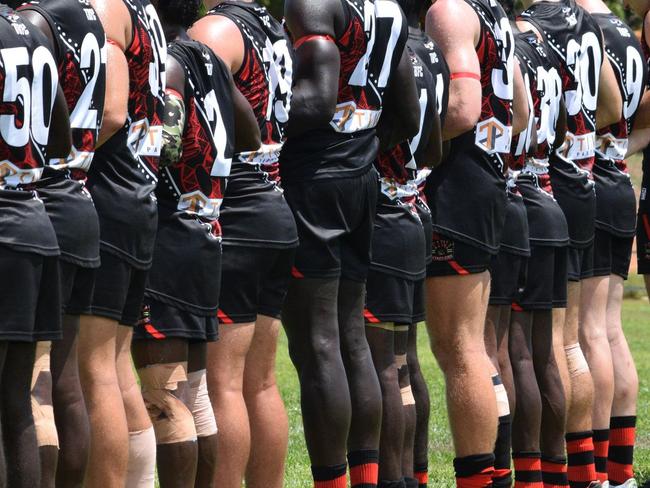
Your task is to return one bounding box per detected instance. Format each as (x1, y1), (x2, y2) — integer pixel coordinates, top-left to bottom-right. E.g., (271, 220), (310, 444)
(17, 6), (62, 62)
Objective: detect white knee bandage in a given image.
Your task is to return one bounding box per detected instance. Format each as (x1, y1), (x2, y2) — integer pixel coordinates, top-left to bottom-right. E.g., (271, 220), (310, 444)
(188, 369), (218, 438)
(126, 427), (156, 488)
(138, 362), (197, 445)
(565, 343), (590, 378)
(31, 342), (59, 448)
(492, 375), (510, 417)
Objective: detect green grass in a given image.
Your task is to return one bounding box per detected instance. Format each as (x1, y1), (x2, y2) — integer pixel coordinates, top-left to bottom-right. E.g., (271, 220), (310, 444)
(276, 289), (650, 486)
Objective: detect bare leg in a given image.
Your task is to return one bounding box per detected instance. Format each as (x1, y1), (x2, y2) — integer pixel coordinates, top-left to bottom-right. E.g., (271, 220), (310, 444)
(51, 315), (89, 488)
(425, 272), (497, 458)
(78, 316), (129, 488)
(207, 322), (255, 488)
(243, 315), (288, 488)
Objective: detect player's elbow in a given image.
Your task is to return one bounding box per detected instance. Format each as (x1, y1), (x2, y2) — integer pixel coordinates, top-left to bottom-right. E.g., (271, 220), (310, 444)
(99, 108), (127, 143)
(444, 107), (480, 140)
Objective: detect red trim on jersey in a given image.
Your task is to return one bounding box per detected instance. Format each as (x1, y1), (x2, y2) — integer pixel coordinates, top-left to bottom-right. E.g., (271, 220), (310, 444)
(217, 309), (234, 325)
(450, 71), (481, 81)
(294, 34), (336, 50)
(364, 309), (381, 324)
(144, 323), (166, 340)
(448, 260), (470, 275)
(643, 214), (650, 239)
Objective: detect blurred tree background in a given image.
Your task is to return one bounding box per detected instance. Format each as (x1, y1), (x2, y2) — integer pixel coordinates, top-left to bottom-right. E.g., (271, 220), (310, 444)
(258, 0), (640, 29)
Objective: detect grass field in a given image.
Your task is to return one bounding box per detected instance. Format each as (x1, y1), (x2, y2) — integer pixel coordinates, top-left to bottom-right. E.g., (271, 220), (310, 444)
(277, 289), (650, 486)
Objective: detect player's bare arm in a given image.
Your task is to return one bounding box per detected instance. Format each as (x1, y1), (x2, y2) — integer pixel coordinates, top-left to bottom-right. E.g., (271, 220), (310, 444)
(49, 86), (73, 158)
(377, 48), (421, 150)
(512, 58), (530, 135)
(227, 72), (261, 152)
(283, 0), (345, 137)
(91, 0), (131, 146)
(188, 14), (245, 73)
(426, 0), (482, 140)
(596, 46), (623, 129)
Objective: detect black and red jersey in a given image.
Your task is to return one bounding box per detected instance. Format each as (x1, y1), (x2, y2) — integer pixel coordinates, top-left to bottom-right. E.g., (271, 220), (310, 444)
(509, 30), (563, 193)
(20, 0), (106, 179)
(0, 5), (60, 256)
(593, 13), (646, 172)
(281, 0), (408, 180)
(86, 0), (166, 268)
(0, 7), (59, 187)
(208, 1), (291, 172)
(208, 1), (298, 248)
(520, 0), (603, 175)
(157, 40), (234, 231)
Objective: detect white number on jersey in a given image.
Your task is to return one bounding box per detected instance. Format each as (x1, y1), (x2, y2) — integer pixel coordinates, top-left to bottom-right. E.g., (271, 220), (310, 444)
(202, 88), (231, 177)
(0, 45), (58, 148)
(565, 31), (601, 116)
(491, 17), (515, 101)
(262, 38), (293, 124)
(69, 32), (106, 130)
(623, 45), (644, 120)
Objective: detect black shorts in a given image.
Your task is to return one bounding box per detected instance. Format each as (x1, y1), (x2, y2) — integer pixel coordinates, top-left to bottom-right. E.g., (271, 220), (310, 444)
(517, 244), (568, 310)
(426, 233), (493, 277)
(283, 166), (378, 282)
(593, 158), (636, 236)
(549, 156), (596, 248)
(637, 167), (650, 274)
(489, 251), (527, 306)
(86, 250), (148, 327)
(567, 243), (594, 282)
(0, 246), (61, 341)
(365, 273), (424, 325)
(134, 301), (218, 342)
(218, 246), (295, 324)
(592, 228), (633, 280)
(60, 260), (96, 316)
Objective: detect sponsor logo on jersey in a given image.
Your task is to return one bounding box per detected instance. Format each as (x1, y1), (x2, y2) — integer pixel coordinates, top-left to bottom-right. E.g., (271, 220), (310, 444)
(597, 133), (628, 161)
(475, 117), (512, 154)
(178, 190), (222, 219)
(560, 131), (595, 160)
(330, 102), (382, 133)
(0, 160), (43, 187)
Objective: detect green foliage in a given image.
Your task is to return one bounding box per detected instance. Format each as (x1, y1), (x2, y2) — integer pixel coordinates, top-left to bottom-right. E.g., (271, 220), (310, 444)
(259, 0), (284, 18)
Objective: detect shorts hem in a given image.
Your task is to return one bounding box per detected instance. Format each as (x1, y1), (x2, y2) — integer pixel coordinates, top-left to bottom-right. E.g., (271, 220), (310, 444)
(498, 245), (530, 257)
(594, 221), (636, 238)
(83, 306), (137, 327)
(133, 330), (213, 342)
(568, 237), (595, 250)
(221, 239), (299, 249)
(431, 225), (500, 254)
(0, 331), (62, 342)
(552, 300), (568, 308)
(257, 308), (282, 320)
(63, 305), (92, 316)
(59, 252), (101, 269)
(489, 297), (515, 306)
(411, 313), (425, 323)
(517, 301), (553, 311)
(527, 238), (570, 247)
(218, 312), (257, 325)
(369, 263), (425, 281)
(145, 291), (217, 317)
(426, 263), (489, 277)
(365, 314), (414, 325)
(99, 242), (152, 270)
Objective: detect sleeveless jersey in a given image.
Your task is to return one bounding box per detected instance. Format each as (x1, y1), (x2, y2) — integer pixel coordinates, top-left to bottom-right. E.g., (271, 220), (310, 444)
(593, 13), (646, 171)
(0, 6), (59, 255)
(281, 0), (409, 180)
(208, 1), (298, 248)
(86, 0), (166, 268)
(520, 0), (603, 174)
(146, 40), (234, 316)
(157, 40), (234, 231)
(509, 30), (563, 192)
(593, 13), (646, 236)
(20, 0), (106, 179)
(424, 0), (514, 253)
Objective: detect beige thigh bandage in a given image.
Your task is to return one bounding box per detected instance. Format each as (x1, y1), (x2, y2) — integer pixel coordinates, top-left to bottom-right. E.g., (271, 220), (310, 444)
(137, 362), (197, 445)
(188, 369), (218, 438)
(31, 342), (59, 448)
(401, 385), (416, 406)
(565, 343), (590, 378)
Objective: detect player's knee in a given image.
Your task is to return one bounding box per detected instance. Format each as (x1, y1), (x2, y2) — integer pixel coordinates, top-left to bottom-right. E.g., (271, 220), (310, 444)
(31, 344), (59, 449)
(187, 369), (218, 439)
(613, 370), (639, 406)
(565, 343), (591, 380)
(288, 335), (338, 372)
(138, 362), (197, 445)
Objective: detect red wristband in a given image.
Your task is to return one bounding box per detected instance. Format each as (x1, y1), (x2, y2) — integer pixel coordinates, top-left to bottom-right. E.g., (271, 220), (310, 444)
(450, 71), (481, 81)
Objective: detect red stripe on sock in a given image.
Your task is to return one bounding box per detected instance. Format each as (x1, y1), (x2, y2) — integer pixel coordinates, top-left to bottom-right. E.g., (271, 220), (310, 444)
(315, 474), (347, 488)
(541, 460), (567, 474)
(567, 436), (595, 454)
(457, 467), (494, 488)
(609, 427), (636, 446)
(350, 462), (378, 486)
(449, 260), (470, 275)
(607, 459), (634, 483)
(515, 482), (544, 488)
(415, 470), (429, 485)
(494, 468), (512, 479)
